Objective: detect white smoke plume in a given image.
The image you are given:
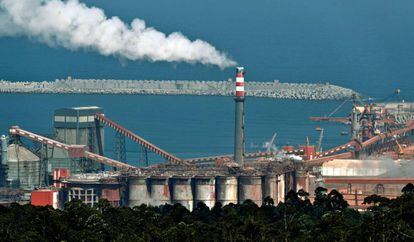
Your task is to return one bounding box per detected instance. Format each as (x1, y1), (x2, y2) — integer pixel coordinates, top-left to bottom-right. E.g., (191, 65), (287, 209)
(0, 0), (236, 68)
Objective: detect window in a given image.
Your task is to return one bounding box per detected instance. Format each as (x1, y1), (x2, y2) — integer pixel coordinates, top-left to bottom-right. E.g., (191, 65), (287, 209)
(68, 187), (99, 207)
(66, 116), (77, 122)
(78, 116), (88, 123)
(54, 116), (65, 122)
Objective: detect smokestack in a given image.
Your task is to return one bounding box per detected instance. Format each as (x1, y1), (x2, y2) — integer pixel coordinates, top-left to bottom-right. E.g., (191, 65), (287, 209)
(234, 67), (245, 166)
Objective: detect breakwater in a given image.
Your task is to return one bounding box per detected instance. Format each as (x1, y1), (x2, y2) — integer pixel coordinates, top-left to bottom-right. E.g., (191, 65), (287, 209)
(0, 78), (357, 100)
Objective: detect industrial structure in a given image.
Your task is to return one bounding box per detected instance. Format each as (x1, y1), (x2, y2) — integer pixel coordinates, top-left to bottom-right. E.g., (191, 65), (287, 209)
(234, 67), (246, 166)
(0, 67), (413, 209)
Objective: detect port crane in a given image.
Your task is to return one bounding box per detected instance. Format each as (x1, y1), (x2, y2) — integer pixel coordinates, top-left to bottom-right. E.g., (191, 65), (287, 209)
(310, 97), (353, 124)
(263, 133), (277, 152)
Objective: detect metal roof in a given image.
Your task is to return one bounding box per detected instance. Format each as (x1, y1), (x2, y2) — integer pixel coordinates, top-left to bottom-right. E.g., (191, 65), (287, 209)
(54, 106), (104, 116)
(7, 144), (40, 162)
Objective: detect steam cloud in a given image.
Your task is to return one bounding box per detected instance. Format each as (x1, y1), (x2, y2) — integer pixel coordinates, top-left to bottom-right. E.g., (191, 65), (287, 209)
(0, 0), (236, 68)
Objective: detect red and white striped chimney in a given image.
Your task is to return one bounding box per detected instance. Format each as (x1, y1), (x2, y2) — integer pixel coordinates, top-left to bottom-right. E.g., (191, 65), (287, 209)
(235, 67), (245, 98)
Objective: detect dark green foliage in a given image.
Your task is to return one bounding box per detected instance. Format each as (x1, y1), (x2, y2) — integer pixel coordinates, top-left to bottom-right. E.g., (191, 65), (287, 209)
(1, 185), (414, 241)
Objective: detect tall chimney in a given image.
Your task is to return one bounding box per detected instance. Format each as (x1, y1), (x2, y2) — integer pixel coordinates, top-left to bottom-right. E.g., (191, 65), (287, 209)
(234, 67), (245, 166)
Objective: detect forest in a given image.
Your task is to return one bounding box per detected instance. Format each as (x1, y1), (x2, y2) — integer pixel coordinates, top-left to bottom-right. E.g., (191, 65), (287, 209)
(1, 185), (414, 242)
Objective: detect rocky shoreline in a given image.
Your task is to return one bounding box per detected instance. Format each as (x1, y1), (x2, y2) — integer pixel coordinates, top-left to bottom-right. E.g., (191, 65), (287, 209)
(0, 78), (358, 100)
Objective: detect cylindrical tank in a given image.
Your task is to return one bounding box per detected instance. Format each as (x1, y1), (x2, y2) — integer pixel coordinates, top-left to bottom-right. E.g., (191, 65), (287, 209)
(307, 174), (317, 202)
(238, 176), (263, 205)
(296, 171), (309, 193)
(149, 176), (171, 206)
(193, 176), (215, 208)
(277, 174), (285, 203)
(216, 176), (238, 205)
(128, 176), (149, 207)
(1, 135), (8, 165)
(171, 177), (193, 211)
(264, 175), (277, 202)
(7, 144), (40, 189)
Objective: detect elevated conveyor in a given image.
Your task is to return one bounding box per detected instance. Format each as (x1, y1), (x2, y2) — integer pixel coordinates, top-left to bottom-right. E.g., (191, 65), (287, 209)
(94, 113), (185, 165)
(9, 126), (135, 170)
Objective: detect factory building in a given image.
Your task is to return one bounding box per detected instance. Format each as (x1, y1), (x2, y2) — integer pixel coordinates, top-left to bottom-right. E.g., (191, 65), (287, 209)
(3, 66), (413, 211)
(54, 106), (104, 149)
(321, 159), (414, 208)
(53, 106), (104, 171)
(0, 106), (107, 190)
(63, 173), (122, 207)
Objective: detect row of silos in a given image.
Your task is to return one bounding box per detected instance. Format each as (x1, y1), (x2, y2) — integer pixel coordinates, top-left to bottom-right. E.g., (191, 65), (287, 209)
(128, 174), (290, 211)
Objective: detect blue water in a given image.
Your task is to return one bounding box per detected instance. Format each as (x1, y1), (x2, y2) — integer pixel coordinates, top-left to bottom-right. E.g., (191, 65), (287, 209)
(0, 93), (349, 164)
(1, 0), (414, 99)
(0, 0), (413, 164)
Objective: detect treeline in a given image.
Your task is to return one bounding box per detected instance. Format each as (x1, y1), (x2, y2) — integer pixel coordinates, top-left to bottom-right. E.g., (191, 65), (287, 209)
(1, 185), (414, 241)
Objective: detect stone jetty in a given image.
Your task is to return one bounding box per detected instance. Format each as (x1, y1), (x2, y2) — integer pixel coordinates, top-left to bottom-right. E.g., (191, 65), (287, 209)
(0, 78), (358, 100)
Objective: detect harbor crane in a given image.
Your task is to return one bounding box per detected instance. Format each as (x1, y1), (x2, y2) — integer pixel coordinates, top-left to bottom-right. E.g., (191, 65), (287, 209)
(263, 133), (277, 152)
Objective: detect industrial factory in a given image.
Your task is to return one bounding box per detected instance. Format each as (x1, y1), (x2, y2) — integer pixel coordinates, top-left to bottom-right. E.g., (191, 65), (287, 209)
(0, 67), (414, 210)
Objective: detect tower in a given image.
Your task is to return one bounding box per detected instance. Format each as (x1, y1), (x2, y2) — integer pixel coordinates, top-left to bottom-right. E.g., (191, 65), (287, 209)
(53, 106), (104, 171)
(234, 67), (245, 166)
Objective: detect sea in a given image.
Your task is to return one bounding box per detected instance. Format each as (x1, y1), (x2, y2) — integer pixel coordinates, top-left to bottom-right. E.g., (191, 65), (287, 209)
(0, 0), (413, 164)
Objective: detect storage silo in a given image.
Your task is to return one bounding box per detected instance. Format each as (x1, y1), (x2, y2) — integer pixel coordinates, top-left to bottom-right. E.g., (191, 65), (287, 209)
(0, 135), (8, 187)
(7, 144), (40, 190)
